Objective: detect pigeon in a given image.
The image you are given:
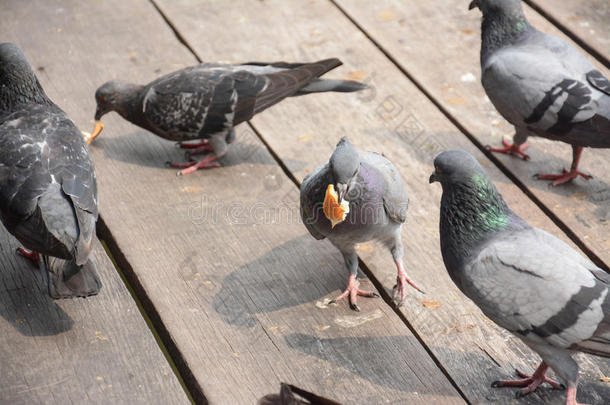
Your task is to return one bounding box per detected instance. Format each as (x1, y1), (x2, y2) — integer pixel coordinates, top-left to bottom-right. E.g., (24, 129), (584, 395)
(0, 43), (101, 298)
(469, 0), (610, 186)
(300, 137), (423, 311)
(430, 150), (609, 405)
(258, 383), (343, 405)
(90, 59), (366, 175)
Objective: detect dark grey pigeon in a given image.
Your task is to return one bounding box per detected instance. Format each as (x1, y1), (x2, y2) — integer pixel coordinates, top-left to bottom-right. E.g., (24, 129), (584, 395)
(430, 150), (609, 405)
(300, 137), (423, 311)
(92, 59), (366, 175)
(0, 43), (101, 298)
(258, 383), (343, 405)
(470, 0), (610, 186)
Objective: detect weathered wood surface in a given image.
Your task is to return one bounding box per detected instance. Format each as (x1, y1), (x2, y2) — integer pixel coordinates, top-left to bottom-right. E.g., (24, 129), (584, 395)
(332, 0), (610, 271)
(2, 0), (465, 403)
(153, 0), (610, 403)
(526, 0), (609, 66)
(0, 230), (189, 405)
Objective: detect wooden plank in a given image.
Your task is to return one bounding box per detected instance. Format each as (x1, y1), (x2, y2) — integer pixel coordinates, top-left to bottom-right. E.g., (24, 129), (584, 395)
(0, 230), (189, 404)
(2, 0), (464, 403)
(152, 0), (610, 403)
(332, 0), (610, 271)
(526, 0), (610, 66)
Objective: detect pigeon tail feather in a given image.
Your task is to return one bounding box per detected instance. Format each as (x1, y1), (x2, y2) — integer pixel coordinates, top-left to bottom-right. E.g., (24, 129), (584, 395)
(43, 255), (102, 299)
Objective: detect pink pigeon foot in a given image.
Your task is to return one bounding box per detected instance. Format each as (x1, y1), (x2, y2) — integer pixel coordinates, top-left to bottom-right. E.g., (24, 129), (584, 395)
(330, 274), (379, 311)
(393, 262), (425, 306)
(491, 363), (565, 398)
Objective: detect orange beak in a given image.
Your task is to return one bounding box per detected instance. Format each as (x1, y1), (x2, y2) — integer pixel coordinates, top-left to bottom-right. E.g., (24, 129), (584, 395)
(86, 120), (104, 145)
(323, 184), (350, 228)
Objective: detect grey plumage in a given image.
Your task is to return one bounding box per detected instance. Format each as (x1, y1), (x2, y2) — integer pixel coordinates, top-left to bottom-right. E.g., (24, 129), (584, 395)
(93, 58), (366, 175)
(300, 137), (422, 310)
(430, 149), (609, 404)
(0, 43), (101, 298)
(471, 0), (610, 185)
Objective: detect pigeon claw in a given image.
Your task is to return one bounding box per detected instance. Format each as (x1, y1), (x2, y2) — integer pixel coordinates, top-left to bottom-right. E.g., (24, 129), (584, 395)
(16, 247), (39, 266)
(394, 263), (425, 306)
(491, 365), (562, 397)
(486, 138), (529, 160)
(332, 274), (378, 311)
(535, 168), (592, 186)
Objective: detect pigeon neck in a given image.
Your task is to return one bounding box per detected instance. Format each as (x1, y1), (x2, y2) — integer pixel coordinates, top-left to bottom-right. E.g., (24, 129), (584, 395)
(0, 71), (52, 114)
(116, 85), (145, 122)
(480, 10), (531, 62)
(439, 175), (515, 267)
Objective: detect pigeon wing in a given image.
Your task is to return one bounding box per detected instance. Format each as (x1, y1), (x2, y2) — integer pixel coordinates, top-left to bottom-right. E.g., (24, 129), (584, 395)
(465, 227), (608, 350)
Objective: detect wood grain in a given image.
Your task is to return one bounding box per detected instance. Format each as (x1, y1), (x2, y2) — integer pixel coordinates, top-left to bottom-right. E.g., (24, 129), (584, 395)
(0, 228), (189, 404)
(332, 0), (610, 271)
(526, 0), (609, 66)
(1, 0), (463, 403)
(152, 0), (610, 403)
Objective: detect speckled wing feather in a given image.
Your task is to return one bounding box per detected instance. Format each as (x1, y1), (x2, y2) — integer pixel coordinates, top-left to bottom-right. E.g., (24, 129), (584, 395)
(465, 227), (609, 353)
(0, 104), (98, 263)
(250, 58), (342, 116)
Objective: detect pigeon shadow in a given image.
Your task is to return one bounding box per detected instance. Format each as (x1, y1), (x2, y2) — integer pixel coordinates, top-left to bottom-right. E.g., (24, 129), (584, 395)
(212, 235), (350, 327)
(284, 333), (609, 404)
(0, 232), (74, 337)
(90, 127), (281, 170)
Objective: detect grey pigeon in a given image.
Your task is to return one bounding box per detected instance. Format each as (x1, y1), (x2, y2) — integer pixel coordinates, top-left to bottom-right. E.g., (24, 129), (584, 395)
(92, 59), (366, 175)
(470, 0), (610, 186)
(258, 383), (343, 405)
(430, 150), (609, 405)
(0, 43), (101, 298)
(300, 137), (423, 311)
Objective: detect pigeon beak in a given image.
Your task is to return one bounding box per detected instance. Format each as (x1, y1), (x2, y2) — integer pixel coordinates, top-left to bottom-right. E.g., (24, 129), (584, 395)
(429, 173), (438, 184)
(86, 120), (104, 145)
(468, 0), (479, 10)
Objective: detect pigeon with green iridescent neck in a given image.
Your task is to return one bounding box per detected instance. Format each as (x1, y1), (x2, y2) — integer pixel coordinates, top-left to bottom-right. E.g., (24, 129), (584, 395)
(430, 150), (609, 405)
(469, 0), (610, 186)
(300, 137), (424, 311)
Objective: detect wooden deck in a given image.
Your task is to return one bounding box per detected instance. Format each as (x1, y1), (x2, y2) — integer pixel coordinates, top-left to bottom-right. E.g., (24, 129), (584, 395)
(0, 0), (608, 404)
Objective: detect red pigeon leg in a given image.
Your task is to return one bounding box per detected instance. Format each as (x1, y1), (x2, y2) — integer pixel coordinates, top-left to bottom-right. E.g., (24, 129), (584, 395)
(16, 247), (39, 266)
(536, 146), (592, 186)
(487, 138), (529, 160)
(393, 262), (425, 306)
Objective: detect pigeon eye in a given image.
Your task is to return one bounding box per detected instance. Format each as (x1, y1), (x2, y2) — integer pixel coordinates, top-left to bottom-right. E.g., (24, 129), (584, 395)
(435, 166), (442, 174)
(99, 95), (106, 103)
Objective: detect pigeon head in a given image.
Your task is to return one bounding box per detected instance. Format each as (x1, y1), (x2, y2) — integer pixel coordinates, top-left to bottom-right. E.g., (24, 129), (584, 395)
(430, 150), (513, 236)
(429, 150), (489, 187)
(0, 42), (51, 112)
(94, 80), (136, 120)
(468, 0), (523, 16)
(88, 80), (142, 145)
(328, 137), (360, 203)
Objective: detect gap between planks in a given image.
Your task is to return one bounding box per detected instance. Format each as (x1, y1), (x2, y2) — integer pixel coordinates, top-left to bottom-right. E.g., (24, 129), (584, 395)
(98, 238), (197, 405)
(97, 218), (207, 405)
(328, 0), (609, 273)
(146, 0), (471, 402)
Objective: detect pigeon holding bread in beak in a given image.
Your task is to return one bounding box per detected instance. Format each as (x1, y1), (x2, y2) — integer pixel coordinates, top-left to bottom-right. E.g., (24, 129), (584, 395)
(300, 137), (423, 310)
